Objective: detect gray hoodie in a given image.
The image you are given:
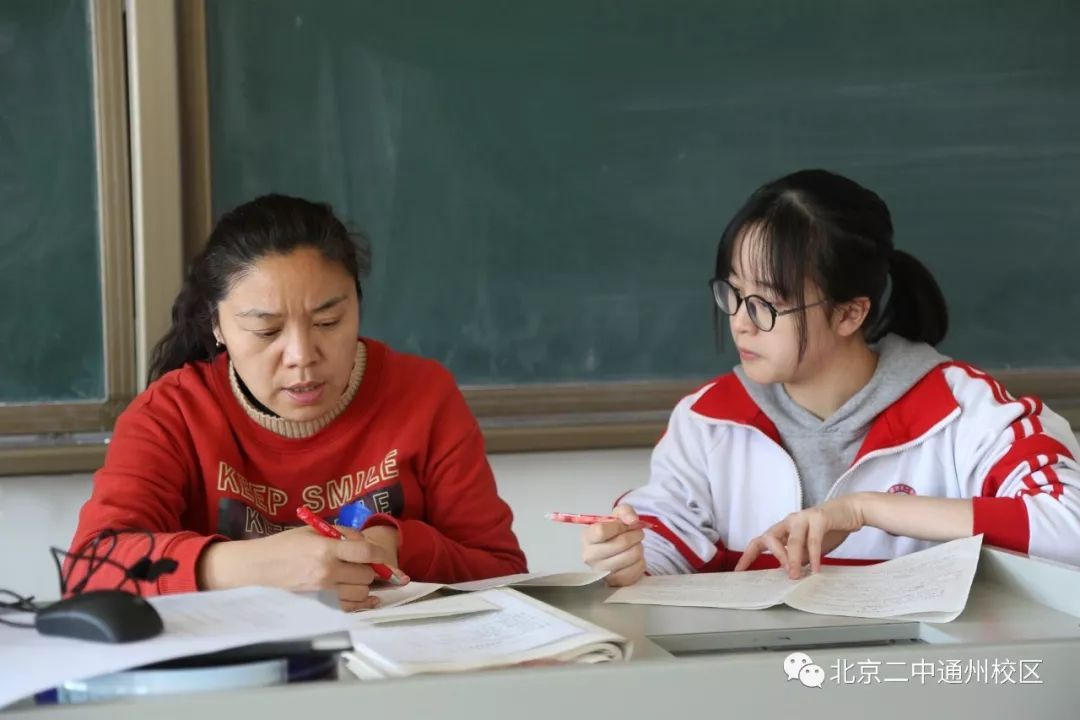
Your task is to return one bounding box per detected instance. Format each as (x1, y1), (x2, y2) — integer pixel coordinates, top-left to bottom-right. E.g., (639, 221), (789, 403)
(734, 334), (949, 508)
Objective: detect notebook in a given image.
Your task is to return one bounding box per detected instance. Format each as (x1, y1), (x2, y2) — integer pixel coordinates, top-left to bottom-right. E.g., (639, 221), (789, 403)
(344, 588), (631, 678)
(369, 570), (608, 610)
(605, 534), (983, 623)
(353, 592), (498, 626)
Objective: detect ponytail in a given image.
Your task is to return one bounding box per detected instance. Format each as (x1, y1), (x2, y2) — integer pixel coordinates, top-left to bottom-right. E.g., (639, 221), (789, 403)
(875, 249), (948, 346)
(718, 170), (950, 352)
(146, 270), (219, 383)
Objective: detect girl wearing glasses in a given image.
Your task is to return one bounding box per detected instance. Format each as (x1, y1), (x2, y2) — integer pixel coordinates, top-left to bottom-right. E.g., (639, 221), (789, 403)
(582, 169), (1080, 585)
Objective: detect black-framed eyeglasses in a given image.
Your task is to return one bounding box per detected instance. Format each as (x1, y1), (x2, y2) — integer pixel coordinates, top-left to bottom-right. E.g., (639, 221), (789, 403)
(709, 277), (828, 332)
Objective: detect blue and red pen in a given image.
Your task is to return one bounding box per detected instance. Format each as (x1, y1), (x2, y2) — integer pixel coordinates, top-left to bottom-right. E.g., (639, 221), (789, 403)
(295, 506), (406, 585)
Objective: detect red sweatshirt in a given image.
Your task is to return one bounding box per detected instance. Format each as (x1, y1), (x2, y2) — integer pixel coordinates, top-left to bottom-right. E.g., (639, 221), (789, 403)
(68, 339), (527, 595)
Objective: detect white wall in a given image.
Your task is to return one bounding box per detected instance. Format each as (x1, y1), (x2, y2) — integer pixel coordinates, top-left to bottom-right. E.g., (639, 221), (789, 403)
(490, 448), (651, 573)
(0, 449), (650, 600)
(0, 473), (94, 601)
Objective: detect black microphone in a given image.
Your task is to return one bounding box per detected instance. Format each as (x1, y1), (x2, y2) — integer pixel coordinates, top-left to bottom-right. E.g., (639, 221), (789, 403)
(126, 557), (178, 582)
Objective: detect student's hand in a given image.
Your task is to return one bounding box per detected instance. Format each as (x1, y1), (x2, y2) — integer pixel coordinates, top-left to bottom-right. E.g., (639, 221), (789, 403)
(197, 525), (403, 611)
(734, 495), (865, 578)
(581, 504), (646, 586)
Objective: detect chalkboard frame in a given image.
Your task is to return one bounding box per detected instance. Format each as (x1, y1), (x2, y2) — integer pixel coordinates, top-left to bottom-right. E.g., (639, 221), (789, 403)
(178, 1), (1080, 453)
(0, 1), (136, 444)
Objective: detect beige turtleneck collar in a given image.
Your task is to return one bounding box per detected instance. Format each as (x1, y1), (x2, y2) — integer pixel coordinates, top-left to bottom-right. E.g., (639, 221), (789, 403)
(228, 341), (366, 439)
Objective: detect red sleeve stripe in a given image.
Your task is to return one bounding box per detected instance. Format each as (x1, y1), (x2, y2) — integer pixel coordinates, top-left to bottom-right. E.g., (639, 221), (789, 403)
(1010, 415), (1045, 443)
(1018, 467), (1065, 499)
(718, 551), (782, 572)
(1018, 471), (1042, 494)
(699, 542), (731, 572)
(640, 526), (886, 574)
(718, 552), (878, 572)
(1022, 417), (1034, 438)
(1021, 417), (1035, 437)
(982, 434), (1075, 496)
(944, 362), (1051, 421)
(1010, 418), (1030, 443)
(972, 496), (1030, 554)
(1045, 466), (1065, 499)
(945, 362), (1011, 404)
(638, 514), (708, 571)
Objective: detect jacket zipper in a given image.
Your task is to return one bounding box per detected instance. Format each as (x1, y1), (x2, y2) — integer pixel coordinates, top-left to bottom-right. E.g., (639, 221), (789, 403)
(823, 408), (962, 503)
(717, 421), (805, 509)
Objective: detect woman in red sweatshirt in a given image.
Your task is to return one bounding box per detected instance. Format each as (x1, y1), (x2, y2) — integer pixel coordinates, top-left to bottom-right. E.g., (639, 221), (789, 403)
(68, 194), (526, 610)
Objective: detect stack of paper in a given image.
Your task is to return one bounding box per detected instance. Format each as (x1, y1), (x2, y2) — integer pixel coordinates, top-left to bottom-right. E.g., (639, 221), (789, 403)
(369, 570), (608, 610)
(344, 588), (631, 678)
(0, 587), (353, 709)
(606, 534), (983, 622)
(353, 592), (499, 626)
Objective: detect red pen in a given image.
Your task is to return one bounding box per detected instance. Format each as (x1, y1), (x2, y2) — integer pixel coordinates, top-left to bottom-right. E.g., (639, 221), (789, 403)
(296, 506), (405, 585)
(545, 512), (658, 531)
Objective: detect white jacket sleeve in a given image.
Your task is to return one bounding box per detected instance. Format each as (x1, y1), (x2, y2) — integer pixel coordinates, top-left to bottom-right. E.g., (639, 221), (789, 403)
(619, 392), (722, 575)
(948, 364), (1080, 566)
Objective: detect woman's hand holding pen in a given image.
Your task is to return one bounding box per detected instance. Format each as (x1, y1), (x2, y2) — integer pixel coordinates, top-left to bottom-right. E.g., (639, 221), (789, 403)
(197, 525), (407, 611)
(359, 525), (401, 568)
(580, 504), (647, 587)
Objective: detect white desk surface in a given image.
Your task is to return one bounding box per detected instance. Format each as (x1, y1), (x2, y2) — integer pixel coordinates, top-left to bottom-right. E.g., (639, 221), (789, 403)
(7, 548), (1080, 719)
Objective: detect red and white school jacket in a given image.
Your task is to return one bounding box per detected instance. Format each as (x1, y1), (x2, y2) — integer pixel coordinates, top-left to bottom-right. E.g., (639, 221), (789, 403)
(622, 362), (1080, 574)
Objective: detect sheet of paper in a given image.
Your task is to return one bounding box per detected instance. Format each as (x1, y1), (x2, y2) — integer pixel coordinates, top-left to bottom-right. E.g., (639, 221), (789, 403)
(363, 572), (612, 612)
(505, 571), (610, 587)
(367, 581), (444, 610)
(0, 587), (352, 709)
(354, 592), (497, 625)
(446, 570), (608, 592)
(349, 589), (587, 670)
(605, 567), (802, 609)
(786, 534), (984, 621)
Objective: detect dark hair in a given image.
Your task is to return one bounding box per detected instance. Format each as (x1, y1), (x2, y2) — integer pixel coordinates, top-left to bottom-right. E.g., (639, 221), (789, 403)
(147, 194), (371, 382)
(714, 169), (947, 357)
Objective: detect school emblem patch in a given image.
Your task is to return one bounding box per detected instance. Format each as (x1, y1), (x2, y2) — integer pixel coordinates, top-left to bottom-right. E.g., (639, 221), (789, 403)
(887, 483), (916, 495)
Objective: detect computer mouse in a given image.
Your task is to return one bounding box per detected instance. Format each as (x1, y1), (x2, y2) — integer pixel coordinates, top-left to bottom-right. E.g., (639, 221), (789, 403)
(35, 590), (164, 643)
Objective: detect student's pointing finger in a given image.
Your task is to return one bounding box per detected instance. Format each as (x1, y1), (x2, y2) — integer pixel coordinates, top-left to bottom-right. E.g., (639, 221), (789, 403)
(785, 524), (808, 579)
(806, 517), (825, 574)
(762, 533), (790, 571)
(735, 538), (763, 571)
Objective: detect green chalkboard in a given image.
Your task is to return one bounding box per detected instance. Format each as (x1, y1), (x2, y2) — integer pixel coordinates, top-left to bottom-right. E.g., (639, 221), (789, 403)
(0, 0), (104, 403)
(206, 0), (1080, 385)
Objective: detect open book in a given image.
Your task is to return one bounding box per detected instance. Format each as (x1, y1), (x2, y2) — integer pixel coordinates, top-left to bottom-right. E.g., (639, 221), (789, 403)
(344, 588), (631, 678)
(369, 570), (608, 610)
(606, 534), (983, 623)
(351, 592), (499, 625)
